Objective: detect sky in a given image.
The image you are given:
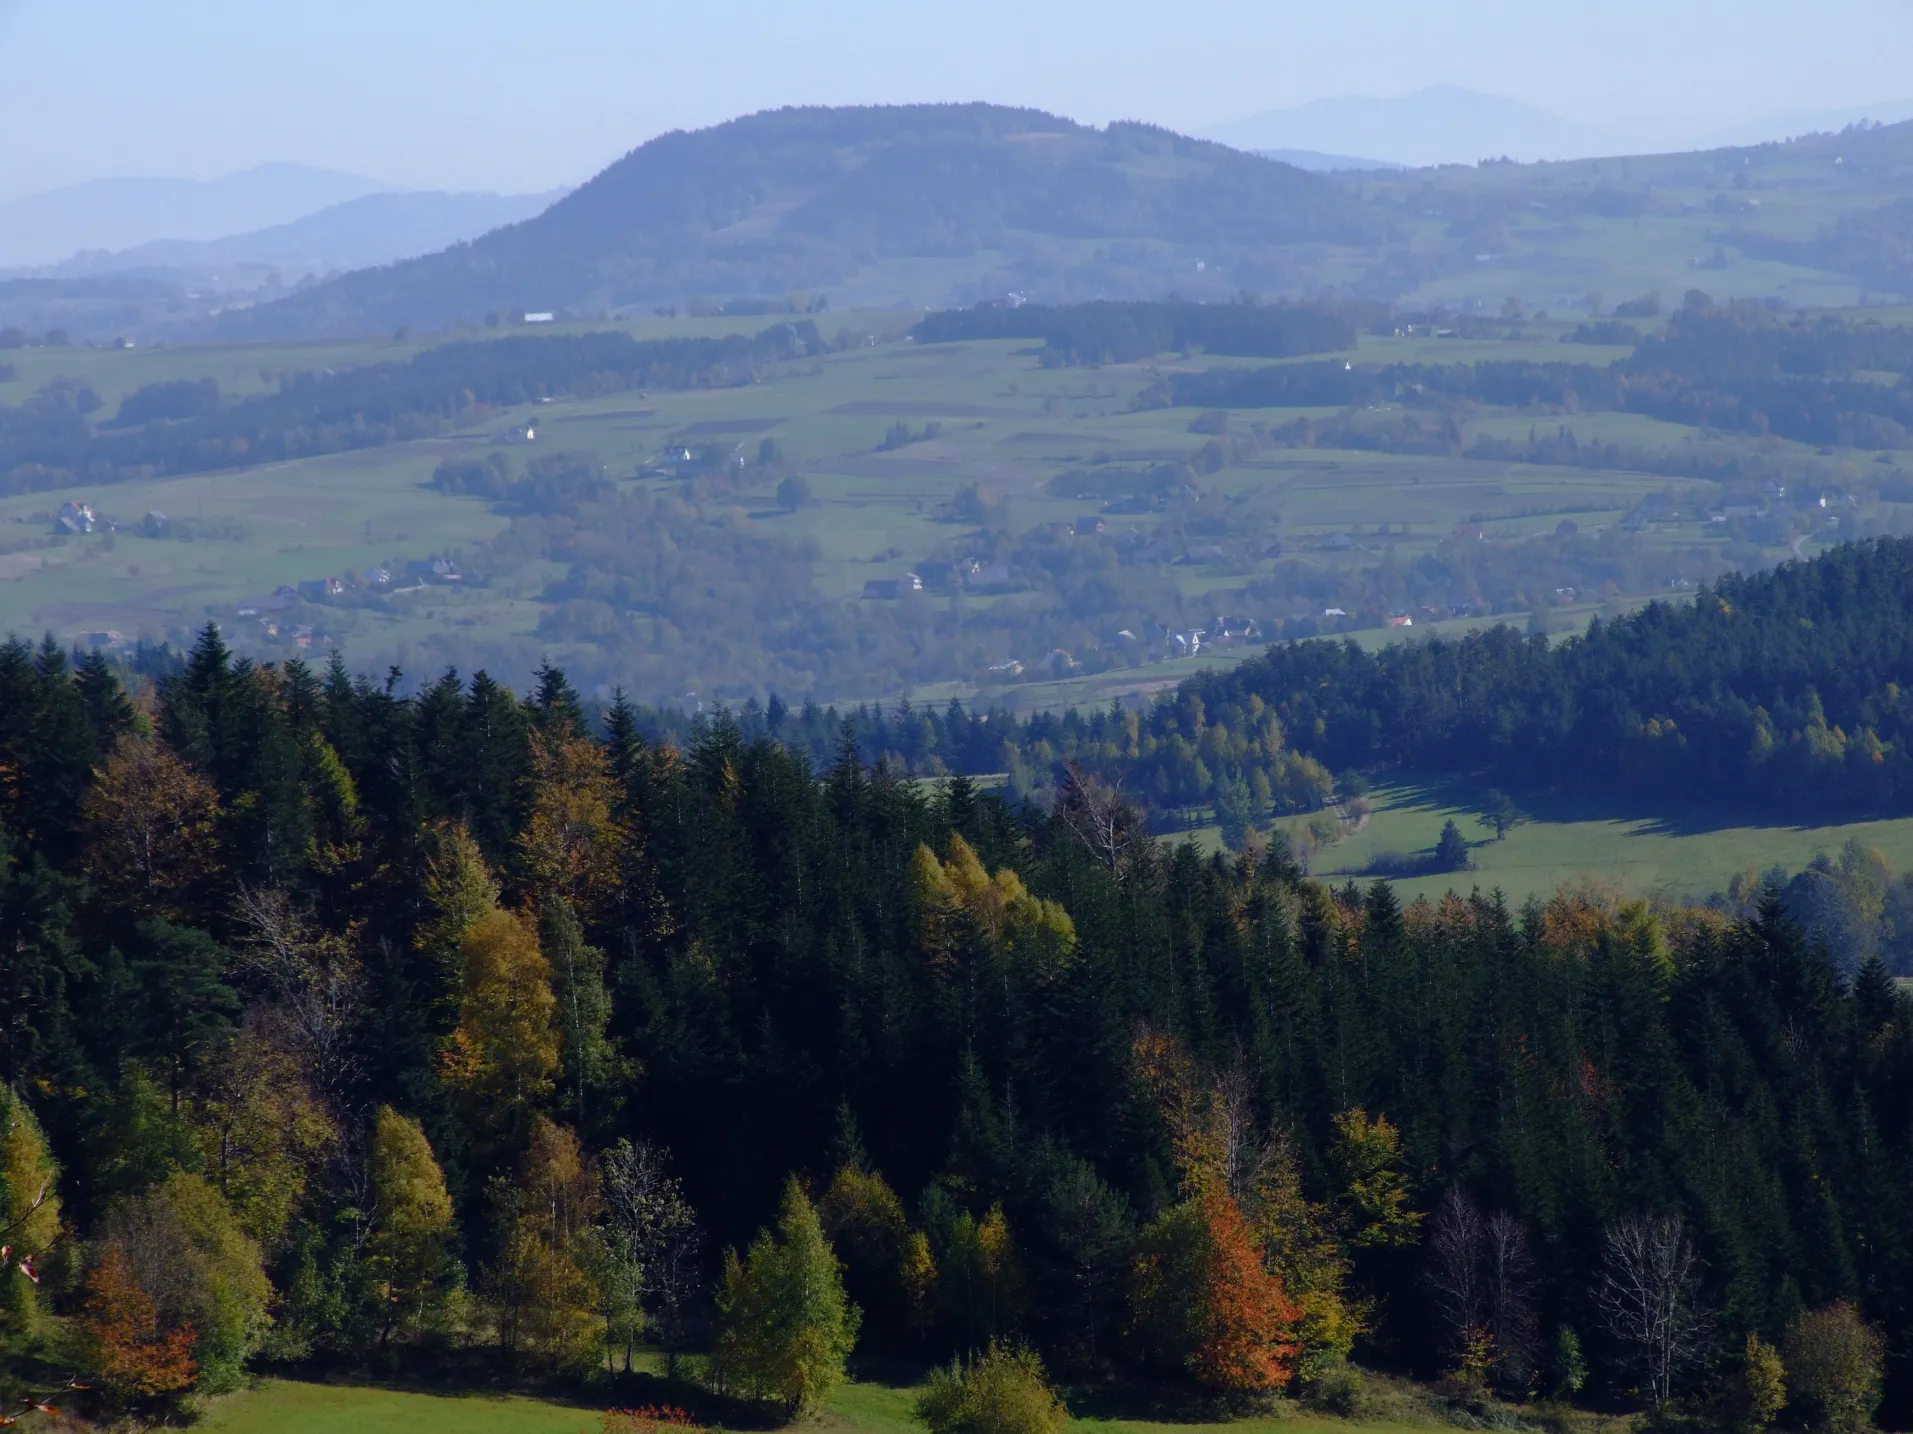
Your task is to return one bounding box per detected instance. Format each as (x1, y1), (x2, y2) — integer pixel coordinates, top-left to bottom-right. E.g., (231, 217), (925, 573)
(2, 0), (1911, 199)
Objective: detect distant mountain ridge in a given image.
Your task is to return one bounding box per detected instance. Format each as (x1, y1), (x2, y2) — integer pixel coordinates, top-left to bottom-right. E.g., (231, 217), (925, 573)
(1205, 85), (1913, 169)
(30, 189), (565, 283)
(208, 103), (1389, 340)
(1202, 86), (1619, 167)
(0, 163), (393, 268)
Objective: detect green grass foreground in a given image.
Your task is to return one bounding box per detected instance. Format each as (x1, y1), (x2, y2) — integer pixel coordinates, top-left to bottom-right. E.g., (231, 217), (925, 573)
(193, 1378), (604, 1434)
(192, 1376), (1446, 1434)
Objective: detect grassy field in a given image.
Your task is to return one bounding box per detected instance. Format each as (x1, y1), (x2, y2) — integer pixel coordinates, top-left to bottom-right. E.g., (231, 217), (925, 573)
(192, 1375), (1442, 1434)
(1250, 779), (1913, 907)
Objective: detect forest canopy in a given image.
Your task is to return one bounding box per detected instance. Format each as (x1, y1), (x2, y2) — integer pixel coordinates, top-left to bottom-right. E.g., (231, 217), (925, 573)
(0, 621), (1906, 1424)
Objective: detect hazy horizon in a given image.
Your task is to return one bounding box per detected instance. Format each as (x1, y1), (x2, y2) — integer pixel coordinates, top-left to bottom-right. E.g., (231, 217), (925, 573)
(2, 0), (1909, 200)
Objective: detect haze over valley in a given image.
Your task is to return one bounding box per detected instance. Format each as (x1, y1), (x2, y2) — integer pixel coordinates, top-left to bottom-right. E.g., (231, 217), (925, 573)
(6, 8), (1913, 1433)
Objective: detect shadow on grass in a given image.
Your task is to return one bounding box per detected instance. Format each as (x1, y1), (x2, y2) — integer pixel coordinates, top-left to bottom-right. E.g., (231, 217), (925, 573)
(1059, 1380), (1273, 1426)
(259, 1358), (786, 1429)
(1360, 771), (1894, 841)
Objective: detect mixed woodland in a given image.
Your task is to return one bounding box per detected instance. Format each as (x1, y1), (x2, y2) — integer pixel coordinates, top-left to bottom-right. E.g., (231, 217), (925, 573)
(0, 618), (1905, 1430)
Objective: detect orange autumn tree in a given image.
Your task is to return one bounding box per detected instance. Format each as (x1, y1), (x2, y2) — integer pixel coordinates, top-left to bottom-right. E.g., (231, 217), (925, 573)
(77, 1245), (197, 1403)
(1133, 1188), (1302, 1392)
(1131, 1030), (1304, 1391)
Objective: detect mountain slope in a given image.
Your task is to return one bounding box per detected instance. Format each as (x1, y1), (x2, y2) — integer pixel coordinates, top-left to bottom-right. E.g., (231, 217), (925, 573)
(0, 163), (391, 268)
(212, 104), (1389, 339)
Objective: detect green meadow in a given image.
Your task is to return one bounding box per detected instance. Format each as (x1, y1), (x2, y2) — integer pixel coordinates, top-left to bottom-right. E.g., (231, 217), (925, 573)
(1250, 779), (1913, 908)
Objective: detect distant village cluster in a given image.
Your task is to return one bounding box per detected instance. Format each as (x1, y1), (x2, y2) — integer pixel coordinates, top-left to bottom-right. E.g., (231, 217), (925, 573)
(38, 498), (465, 654)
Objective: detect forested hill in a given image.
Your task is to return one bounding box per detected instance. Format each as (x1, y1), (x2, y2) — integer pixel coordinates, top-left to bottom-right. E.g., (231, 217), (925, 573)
(207, 104), (1385, 339)
(640, 538), (1913, 828)
(0, 628), (1909, 1422)
(1140, 536), (1913, 814)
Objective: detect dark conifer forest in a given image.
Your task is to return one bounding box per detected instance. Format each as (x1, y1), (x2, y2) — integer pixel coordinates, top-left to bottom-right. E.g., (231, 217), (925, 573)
(0, 608), (1908, 1422)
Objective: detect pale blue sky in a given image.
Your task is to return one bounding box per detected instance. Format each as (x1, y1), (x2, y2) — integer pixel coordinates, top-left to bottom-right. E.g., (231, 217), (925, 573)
(2, 0), (1909, 199)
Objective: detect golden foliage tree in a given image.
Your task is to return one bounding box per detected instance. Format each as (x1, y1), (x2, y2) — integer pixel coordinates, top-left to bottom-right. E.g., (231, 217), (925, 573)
(1783, 1303), (1886, 1434)
(1330, 1108), (1422, 1249)
(367, 1105), (461, 1346)
(440, 908), (560, 1139)
(79, 733), (220, 918)
(520, 729), (626, 916)
(490, 1116), (603, 1367)
(912, 836), (1075, 980)
(819, 1162), (916, 1341)
(188, 1021), (340, 1250)
(0, 1084), (60, 1335)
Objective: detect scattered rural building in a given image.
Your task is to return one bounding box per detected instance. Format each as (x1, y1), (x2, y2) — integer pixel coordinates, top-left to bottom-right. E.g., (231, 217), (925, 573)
(142, 511), (170, 537)
(55, 501), (96, 534)
(1386, 614), (1414, 628)
(524, 312), (556, 324)
(1170, 629), (1206, 655)
(1073, 515), (1106, 535)
(406, 558), (463, 583)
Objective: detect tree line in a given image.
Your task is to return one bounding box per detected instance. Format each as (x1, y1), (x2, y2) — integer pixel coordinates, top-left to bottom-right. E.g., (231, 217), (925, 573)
(0, 322), (820, 495)
(0, 626), (1904, 1429)
(914, 300), (1360, 368)
(1146, 306), (1913, 452)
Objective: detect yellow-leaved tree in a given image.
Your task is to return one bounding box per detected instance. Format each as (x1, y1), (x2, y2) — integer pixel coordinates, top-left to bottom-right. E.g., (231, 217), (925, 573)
(440, 908), (560, 1146)
(489, 1116), (603, 1368)
(188, 1022), (340, 1252)
(0, 1084), (60, 1335)
(520, 729), (626, 917)
(79, 733), (220, 919)
(367, 1106), (461, 1347)
(417, 821), (502, 998)
(912, 835), (1076, 981)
